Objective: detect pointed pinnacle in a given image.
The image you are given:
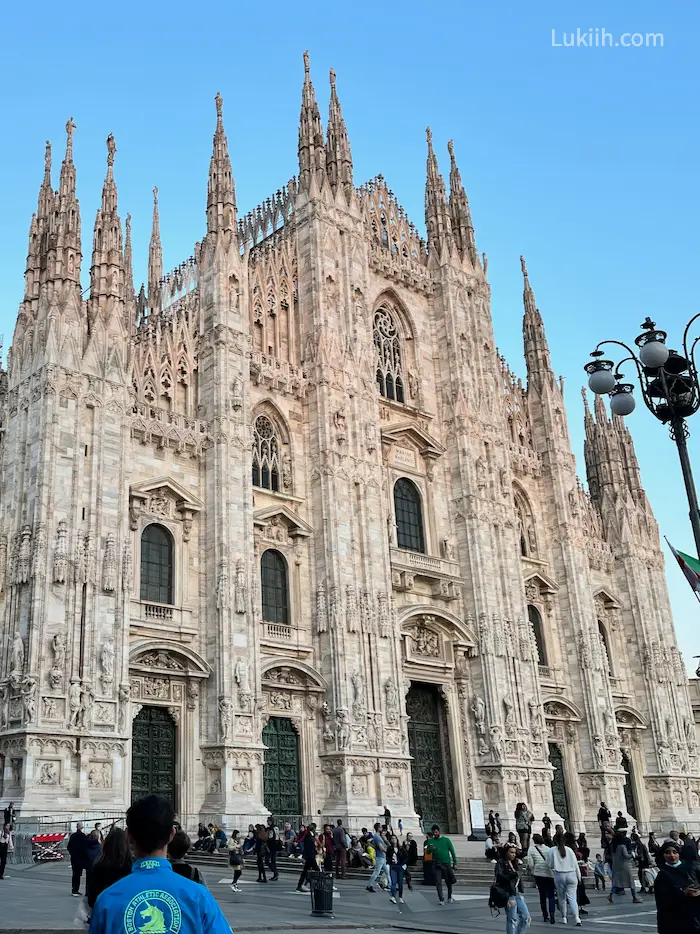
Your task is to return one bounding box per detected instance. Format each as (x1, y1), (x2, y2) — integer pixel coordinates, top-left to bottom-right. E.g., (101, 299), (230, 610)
(65, 117), (76, 160)
(426, 126), (433, 149)
(330, 68), (336, 88)
(106, 133), (116, 168)
(215, 91), (223, 127)
(520, 255), (528, 278)
(303, 49), (310, 78)
(44, 141), (52, 181)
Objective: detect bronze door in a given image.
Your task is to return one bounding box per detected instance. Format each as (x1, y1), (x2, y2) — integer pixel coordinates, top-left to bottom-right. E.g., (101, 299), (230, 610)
(407, 684), (449, 828)
(263, 717), (301, 817)
(131, 706), (176, 806)
(548, 742), (570, 826)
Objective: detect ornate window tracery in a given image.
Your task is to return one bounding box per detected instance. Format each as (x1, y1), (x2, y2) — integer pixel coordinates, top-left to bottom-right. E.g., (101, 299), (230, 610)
(374, 307), (405, 403)
(140, 524), (174, 605)
(252, 415), (280, 492)
(598, 620), (613, 676)
(261, 549), (289, 625)
(394, 478), (425, 553)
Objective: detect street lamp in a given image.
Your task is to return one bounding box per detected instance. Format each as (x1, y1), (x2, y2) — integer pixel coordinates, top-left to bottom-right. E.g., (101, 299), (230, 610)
(585, 315), (700, 556)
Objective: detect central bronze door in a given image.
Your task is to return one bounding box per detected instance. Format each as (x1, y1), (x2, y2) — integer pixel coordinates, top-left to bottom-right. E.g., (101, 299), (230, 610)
(131, 706), (176, 806)
(406, 684), (449, 829)
(262, 717), (301, 817)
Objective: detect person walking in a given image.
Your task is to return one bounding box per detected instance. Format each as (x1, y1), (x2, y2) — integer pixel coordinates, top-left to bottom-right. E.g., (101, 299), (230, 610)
(608, 831), (642, 905)
(525, 833), (556, 924)
(654, 839), (700, 934)
(255, 824), (269, 883)
(565, 832), (590, 917)
(515, 803), (533, 855)
(333, 819), (347, 878)
(87, 828), (133, 911)
(322, 824), (334, 873)
(546, 832), (582, 926)
(386, 834), (406, 904)
(228, 829), (244, 892)
(88, 794), (230, 934)
(296, 823), (319, 893)
(425, 824), (457, 906)
(635, 835), (652, 893)
(404, 832), (417, 891)
(366, 822), (389, 893)
(167, 830), (205, 885)
(0, 822), (14, 880)
(67, 821), (89, 896)
(594, 853), (607, 890)
(266, 817), (280, 881)
(495, 842), (531, 933)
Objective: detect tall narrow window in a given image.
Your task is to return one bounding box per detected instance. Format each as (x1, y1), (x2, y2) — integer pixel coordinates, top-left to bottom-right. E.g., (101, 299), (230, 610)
(528, 604), (548, 666)
(394, 478), (425, 553)
(261, 549), (289, 625)
(374, 307), (405, 403)
(598, 620), (613, 676)
(252, 415), (280, 492)
(140, 524), (174, 605)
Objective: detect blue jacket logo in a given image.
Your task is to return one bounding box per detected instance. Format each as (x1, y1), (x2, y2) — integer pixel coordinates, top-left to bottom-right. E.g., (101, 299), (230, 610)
(124, 890), (182, 934)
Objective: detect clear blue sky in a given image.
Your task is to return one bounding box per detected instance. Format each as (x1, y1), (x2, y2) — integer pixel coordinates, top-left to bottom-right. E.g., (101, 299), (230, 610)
(2, 1), (699, 665)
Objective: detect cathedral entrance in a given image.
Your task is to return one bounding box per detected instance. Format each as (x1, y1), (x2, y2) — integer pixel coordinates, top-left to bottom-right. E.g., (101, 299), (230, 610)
(131, 706), (176, 806)
(406, 684), (449, 829)
(548, 743), (570, 827)
(620, 752), (638, 820)
(262, 717), (301, 818)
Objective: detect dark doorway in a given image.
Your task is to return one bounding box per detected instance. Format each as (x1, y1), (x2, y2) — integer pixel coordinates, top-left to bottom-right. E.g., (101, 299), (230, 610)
(548, 742), (571, 827)
(620, 752), (638, 820)
(263, 717), (301, 817)
(131, 706), (176, 805)
(406, 684), (449, 829)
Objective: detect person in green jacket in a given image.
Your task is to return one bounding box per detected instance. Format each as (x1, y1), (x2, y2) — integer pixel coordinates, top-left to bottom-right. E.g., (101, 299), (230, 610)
(425, 824), (458, 905)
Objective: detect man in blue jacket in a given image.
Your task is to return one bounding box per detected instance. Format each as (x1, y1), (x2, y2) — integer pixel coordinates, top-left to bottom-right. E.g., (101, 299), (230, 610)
(89, 794), (231, 934)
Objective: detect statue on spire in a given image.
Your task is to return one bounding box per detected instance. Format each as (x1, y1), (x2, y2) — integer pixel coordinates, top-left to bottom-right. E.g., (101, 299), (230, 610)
(107, 133), (116, 167)
(65, 117), (76, 158)
(44, 141), (51, 176)
(215, 91), (223, 122)
(303, 49), (310, 77)
(520, 255), (528, 278)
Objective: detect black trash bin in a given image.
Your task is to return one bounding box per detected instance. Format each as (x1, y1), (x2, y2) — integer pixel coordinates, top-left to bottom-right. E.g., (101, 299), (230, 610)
(309, 870), (334, 916)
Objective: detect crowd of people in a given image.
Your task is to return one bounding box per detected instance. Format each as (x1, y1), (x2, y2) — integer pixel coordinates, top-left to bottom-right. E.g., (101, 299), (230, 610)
(484, 800), (700, 933)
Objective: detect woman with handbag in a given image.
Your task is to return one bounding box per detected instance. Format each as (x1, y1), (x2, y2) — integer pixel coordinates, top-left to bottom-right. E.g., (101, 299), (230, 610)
(228, 830), (244, 892)
(546, 832), (582, 926)
(494, 843), (531, 933)
(524, 833), (555, 924)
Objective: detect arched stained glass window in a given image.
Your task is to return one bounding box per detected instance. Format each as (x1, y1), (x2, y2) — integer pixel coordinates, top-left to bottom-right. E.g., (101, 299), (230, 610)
(394, 478), (425, 553)
(252, 415), (280, 492)
(140, 524), (174, 605)
(261, 549), (289, 625)
(374, 308), (405, 404)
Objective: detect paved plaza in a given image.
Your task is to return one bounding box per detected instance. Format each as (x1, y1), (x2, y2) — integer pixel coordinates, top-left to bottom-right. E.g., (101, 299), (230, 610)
(0, 859), (659, 933)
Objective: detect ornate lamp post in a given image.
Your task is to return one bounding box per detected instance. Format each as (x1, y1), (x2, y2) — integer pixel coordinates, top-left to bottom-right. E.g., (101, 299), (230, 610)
(585, 316), (700, 556)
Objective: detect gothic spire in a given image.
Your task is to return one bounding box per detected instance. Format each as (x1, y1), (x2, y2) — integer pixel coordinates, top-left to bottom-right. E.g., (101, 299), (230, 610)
(49, 117), (81, 292)
(447, 140), (477, 267)
(38, 140), (53, 221)
(148, 186), (163, 312)
(326, 68), (353, 199)
(521, 256), (553, 389)
(424, 127), (453, 256)
(206, 91), (237, 234)
(298, 50), (327, 192)
(88, 134), (124, 324)
(124, 214), (135, 302)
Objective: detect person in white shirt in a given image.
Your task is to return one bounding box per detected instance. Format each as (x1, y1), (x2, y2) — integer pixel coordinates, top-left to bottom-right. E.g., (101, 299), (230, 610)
(546, 835), (581, 926)
(525, 833), (555, 924)
(485, 834), (499, 861)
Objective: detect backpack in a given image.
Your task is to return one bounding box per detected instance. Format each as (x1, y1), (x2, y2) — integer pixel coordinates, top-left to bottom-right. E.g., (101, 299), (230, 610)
(489, 882), (509, 912)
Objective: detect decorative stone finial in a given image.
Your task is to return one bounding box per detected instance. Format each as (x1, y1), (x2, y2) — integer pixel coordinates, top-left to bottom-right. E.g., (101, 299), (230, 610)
(330, 68), (336, 88)
(106, 133), (116, 167)
(215, 91), (223, 119)
(426, 126), (433, 145)
(303, 50), (310, 77)
(44, 140), (51, 174)
(153, 186), (158, 203)
(65, 117), (76, 157)
(520, 255), (528, 277)
(447, 139), (455, 159)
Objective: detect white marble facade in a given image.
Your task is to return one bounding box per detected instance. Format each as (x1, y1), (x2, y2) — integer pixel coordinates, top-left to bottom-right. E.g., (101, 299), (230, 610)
(0, 56), (697, 832)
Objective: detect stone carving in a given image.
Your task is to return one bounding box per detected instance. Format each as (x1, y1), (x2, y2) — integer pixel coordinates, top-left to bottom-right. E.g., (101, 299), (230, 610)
(0, 683), (7, 729)
(336, 708), (351, 749)
(22, 676), (37, 722)
(528, 698), (543, 738)
(187, 681), (199, 710)
(316, 582), (328, 634)
(334, 409), (347, 443)
(365, 422), (377, 453)
(377, 591), (390, 638)
(490, 724), (504, 761)
(269, 691), (292, 710)
(122, 542), (133, 593)
(17, 525), (32, 583)
(118, 684), (130, 730)
(472, 694), (486, 736)
(231, 374), (243, 410)
(79, 682), (94, 729)
(361, 591), (374, 634)
(593, 735), (606, 768)
(88, 762), (112, 789)
(38, 761), (59, 785)
(0, 534), (6, 593)
(68, 681), (82, 728)
(345, 585), (358, 633)
(11, 759), (22, 786)
(102, 533), (117, 592)
(143, 678), (168, 699)
(42, 696), (57, 718)
(167, 706), (180, 725)
(219, 696), (233, 741)
(475, 455), (487, 490)
(478, 735), (490, 756)
(367, 713), (381, 751)
(100, 637), (115, 690)
(232, 770), (251, 794)
(441, 537), (455, 559)
(657, 739), (672, 772)
(53, 520), (68, 583)
(351, 670), (366, 721)
(138, 652), (183, 670)
(385, 677), (399, 724)
(11, 631), (25, 674)
(411, 623), (439, 658)
(216, 560), (229, 610)
(503, 697), (516, 736)
(329, 586), (342, 629)
(282, 454), (292, 491)
(234, 558), (246, 614)
(386, 776), (402, 798)
(234, 659), (251, 709)
(49, 632), (66, 690)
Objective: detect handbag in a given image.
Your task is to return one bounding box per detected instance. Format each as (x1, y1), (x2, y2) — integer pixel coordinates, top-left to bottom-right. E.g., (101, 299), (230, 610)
(489, 882), (509, 910)
(229, 851), (242, 866)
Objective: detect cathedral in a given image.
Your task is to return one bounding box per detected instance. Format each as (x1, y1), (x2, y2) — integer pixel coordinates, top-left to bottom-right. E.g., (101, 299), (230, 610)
(0, 51), (697, 833)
